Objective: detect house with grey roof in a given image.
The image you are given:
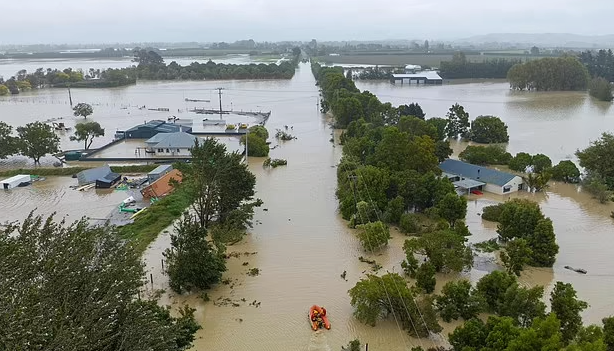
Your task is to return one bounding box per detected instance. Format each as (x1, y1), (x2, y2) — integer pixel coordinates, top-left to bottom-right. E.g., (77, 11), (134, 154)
(121, 120), (192, 139)
(439, 159), (524, 195)
(145, 132), (198, 156)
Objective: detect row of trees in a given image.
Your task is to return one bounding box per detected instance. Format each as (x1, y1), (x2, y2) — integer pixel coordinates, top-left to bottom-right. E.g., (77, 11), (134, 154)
(443, 104), (510, 143)
(164, 138), (262, 293)
(133, 49), (300, 81)
(439, 52), (522, 79)
(507, 56), (590, 91)
(576, 132), (614, 202)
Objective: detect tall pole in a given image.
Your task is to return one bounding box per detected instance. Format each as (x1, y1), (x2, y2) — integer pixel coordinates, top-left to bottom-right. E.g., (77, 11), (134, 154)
(68, 86), (73, 107)
(216, 87), (224, 119)
(245, 129), (248, 164)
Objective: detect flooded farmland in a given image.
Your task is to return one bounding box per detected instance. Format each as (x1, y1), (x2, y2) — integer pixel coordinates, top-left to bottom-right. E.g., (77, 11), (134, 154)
(2, 62), (614, 350)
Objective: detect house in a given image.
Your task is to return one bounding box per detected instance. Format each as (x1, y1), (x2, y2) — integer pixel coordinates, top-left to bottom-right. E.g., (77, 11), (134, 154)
(119, 120), (193, 139)
(391, 71), (443, 85)
(76, 165), (113, 186)
(145, 132), (198, 156)
(147, 164), (173, 183)
(439, 159), (524, 195)
(141, 169), (182, 198)
(95, 172), (121, 189)
(1, 174), (31, 190)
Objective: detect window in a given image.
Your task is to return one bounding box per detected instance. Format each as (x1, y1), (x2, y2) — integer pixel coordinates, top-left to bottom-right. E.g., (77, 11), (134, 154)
(503, 185), (512, 193)
(166, 149), (170, 153)
(157, 148), (163, 152)
(177, 149), (181, 153)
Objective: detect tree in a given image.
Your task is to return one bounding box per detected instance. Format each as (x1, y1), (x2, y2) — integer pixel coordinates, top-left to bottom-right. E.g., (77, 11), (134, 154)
(551, 160), (581, 183)
(403, 230), (473, 273)
(445, 103), (470, 139)
(72, 102), (93, 119)
(531, 153), (552, 172)
(602, 316), (614, 351)
(426, 117), (448, 141)
(436, 193), (467, 227)
(459, 145), (512, 165)
(164, 213), (226, 293)
(470, 115), (509, 144)
(0, 213), (200, 350)
(449, 318), (488, 351)
(435, 280), (482, 322)
(526, 218), (559, 267)
(567, 325), (607, 351)
(241, 132), (269, 157)
(531, 46), (540, 55)
(496, 199), (543, 241)
(398, 102), (426, 119)
(500, 284), (546, 327)
(506, 314), (563, 351)
(523, 171), (551, 193)
(501, 238), (532, 276)
(0, 121), (17, 159)
(0, 84), (9, 96)
(434, 140), (453, 162)
(415, 261), (436, 293)
(178, 138), (261, 229)
(509, 152), (534, 172)
(507, 57), (589, 91)
(589, 77), (613, 102)
(576, 133), (614, 188)
(348, 273), (442, 337)
(356, 221), (391, 250)
(16, 121), (60, 164)
(551, 281), (589, 343)
(70, 121), (105, 149)
(475, 270), (517, 314)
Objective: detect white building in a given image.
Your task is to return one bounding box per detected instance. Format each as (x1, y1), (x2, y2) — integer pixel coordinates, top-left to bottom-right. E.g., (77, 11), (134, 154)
(439, 159), (524, 195)
(145, 132), (198, 156)
(1, 174), (31, 190)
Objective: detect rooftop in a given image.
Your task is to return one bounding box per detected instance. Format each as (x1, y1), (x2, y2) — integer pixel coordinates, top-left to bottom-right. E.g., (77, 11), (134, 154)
(392, 71), (442, 80)
(453, 179), (486, 189)
(439, 159), (517, 187)
(125, 120), (189, 133)
(146, 132), (198, 149)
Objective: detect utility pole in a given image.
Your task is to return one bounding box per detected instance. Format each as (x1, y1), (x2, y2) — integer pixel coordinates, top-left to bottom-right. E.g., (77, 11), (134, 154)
(245, 129), (249, 164)
(215, 87), (224, 119)
(67, 85), (73, 107)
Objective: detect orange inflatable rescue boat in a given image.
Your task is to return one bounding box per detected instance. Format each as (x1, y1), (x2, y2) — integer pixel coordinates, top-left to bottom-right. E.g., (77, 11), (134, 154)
(309, 305), (331, 331)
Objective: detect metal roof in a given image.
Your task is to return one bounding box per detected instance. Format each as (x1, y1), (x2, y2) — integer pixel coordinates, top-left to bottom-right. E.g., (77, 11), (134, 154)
(453, 179), (486, 189)
(77, 165), (112, 185)
(392, 71), (442, 80)
(125, 120), (188, 133)
(439, 159), (517, 187)
(146, 132), (198, 149)
(148, 164), (173, 175)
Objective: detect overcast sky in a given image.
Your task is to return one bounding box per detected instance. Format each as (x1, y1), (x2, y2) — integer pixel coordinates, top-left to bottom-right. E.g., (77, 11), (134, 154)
(2, 0), (613, 44)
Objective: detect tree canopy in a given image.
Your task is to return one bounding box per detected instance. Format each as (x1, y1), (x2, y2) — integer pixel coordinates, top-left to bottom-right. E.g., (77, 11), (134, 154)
(470, 115), (510, 144)
(589, 77), (613, 102)
(0, 213), (200, 350)
(445, 103), (470, 139)
(72, 102), (94, 119)
(0, 121), (17, 159)
(403, 229), (473, 273)
(576, 133), (614, 189)
(70, 121), (105, 149)
(507, 56), (590, 91)
(16, 121), (60, 164)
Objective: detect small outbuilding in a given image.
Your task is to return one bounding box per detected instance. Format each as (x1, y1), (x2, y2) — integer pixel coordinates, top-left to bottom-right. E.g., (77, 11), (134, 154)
(148, 164), (174, 183)
(95, 172), (122, 189)
(76, 165), (113, 186)
(141, 169), (183, 198)
(1, 174), (31, 190)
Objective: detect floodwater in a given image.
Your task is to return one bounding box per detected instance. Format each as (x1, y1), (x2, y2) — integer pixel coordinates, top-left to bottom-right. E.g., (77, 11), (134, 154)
(2, 62), (614, 349)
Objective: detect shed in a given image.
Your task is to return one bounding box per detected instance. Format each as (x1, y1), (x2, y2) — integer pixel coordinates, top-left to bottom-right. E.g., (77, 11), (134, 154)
(95, 172), (121, 189)
(77, 165), (112, 186)
(141, 169), (182, 198)
(148, 164), (174, 183)
(1, 174), (31, 190)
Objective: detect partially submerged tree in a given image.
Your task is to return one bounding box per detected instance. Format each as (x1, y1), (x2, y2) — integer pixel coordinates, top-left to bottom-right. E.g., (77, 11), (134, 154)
(436, 193), (467, 227)
(72, 102), (94, 119)
(164, 213), (226, 293)
(445, 103), (470, 139)
(355, 221), (391, 250)
(470, 115), (509, 144)
(435, 280), (482, 322)
(0, 213), (200, 350)
(70, 121), (105, 149)
(403, 230), (473, 273)
(16, 121), (60, 164)
(551, 281), (589, 343)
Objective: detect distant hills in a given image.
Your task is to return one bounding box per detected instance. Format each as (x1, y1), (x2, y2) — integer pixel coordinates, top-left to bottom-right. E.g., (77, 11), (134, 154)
(454, 33), (614, 48)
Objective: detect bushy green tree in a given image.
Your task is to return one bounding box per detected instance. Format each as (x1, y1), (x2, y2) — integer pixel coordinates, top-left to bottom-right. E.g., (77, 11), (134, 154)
(526, 218), (559, 267)
(459, 145), (512, 165)
(435, 280), (482, 322)
(348, 273), (442, 337)
(470, 115), (509, 144)
(164, 213), (226, 293)
(16, 121), (60, 164)
(399, 213), (420, 234)
(577, 133), (614, 189)
(500, 284), (547, 327)
(415, 261), (436, 293)
(551, 160), (581, 183)
(0, 213), (200, 350)
(356, 221), (391, 250)
(532, 153), (552, 172)
(507, 56), (589, 91)
(403, 230), (473, 273)
(506, 314), (563, 350)
(241, 132), (269, 157)
(436, 193), (467, 227)
(449, 318), (488, 351)
(72, 102), (94, 119)
(509, 152), (534, 172)
(475, 270), (517, 314)
(501, 238), (532, 276)
(426, 117), (448, 141)
(602, 316), (614, 351)
(551, 281), (589, 343)
(445, 103), (470, 139)
(589, 77), (613, 102)
(70, 121), (105, 149)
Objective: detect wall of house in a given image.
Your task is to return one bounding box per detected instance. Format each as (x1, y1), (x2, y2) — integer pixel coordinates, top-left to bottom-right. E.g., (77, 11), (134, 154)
(483, 176), (524, 195)
(154, 147), (192, 156)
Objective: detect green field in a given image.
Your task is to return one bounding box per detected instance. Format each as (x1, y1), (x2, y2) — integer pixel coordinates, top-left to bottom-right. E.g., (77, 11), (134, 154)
(315, 53), (553, 67)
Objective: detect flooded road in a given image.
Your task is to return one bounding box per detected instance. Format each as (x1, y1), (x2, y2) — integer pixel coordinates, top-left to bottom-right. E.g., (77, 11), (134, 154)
(2, 62), (614, 349)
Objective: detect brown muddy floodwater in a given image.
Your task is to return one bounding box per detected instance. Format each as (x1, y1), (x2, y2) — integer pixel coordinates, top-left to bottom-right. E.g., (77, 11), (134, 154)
(2, 62), (614, 350)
